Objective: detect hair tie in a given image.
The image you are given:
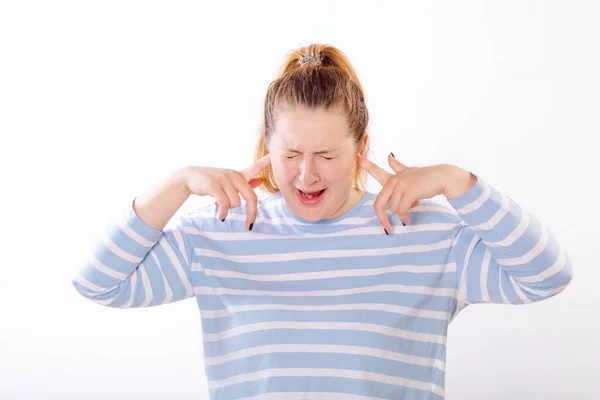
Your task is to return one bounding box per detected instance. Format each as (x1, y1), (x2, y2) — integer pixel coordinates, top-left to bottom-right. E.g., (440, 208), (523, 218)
(299, 54), (323, 67)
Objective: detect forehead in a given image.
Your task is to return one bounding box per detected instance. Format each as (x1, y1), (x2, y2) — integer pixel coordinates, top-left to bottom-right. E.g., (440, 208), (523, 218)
(272, 107), (352, 148)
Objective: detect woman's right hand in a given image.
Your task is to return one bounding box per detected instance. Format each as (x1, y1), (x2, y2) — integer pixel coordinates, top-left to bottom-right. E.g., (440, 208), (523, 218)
(181, 154), (271, 229)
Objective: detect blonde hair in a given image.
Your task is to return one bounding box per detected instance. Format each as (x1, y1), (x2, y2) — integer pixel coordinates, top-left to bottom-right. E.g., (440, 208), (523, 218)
(254, 44), (370, 194)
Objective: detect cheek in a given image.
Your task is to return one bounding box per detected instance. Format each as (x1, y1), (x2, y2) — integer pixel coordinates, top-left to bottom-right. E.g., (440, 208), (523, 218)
(320, 161), (354, 183)
(272, 159), (298, 183)
(331, 159), (356, 177)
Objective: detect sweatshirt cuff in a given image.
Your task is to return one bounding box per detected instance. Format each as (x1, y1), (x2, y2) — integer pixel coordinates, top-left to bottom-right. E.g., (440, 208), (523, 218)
(447, 172), (485, 211)
(122, 196), (163, 244)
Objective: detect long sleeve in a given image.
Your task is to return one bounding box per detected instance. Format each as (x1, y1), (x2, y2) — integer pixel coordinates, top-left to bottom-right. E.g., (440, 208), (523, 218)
(71, 198), (196, 308)
(448, 174), (573, 309)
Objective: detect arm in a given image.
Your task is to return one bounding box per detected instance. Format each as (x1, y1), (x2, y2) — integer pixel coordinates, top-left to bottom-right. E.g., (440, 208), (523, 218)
(447, 172), (573, 310)
(71, 168), (196, 308)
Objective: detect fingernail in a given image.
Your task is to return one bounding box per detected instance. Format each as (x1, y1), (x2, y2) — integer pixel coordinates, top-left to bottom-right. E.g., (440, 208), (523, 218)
(249, 223), (254, 231)
(391, 152), (395, 158)
(384, 228), (389, 235)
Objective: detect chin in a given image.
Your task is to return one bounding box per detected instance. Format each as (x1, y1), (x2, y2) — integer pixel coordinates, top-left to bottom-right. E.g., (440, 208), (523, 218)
(280, 187), (332, 221)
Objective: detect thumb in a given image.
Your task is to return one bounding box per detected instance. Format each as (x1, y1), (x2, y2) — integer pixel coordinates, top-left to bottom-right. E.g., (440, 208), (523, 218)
(388, 152), (408, 174)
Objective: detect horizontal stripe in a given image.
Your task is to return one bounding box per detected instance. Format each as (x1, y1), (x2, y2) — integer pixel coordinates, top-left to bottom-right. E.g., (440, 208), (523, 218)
(213, 374), (442, 400)
(202, 263), (456, 281)
(202, 321), (447, 344)
(207, 368), (445, 397)
(204, 343), (446, 371)
(200, 303), (449, 321)
(195, 284), (457, 298)
(194, 238), (456, 263)
(239, 392), (383, 400)
(205, 351), (445, 388)
(201, 326), (446, 361)
(185, 222), (458, 240)
(201, 308), (447, 337)
(196, 289), (452, 315)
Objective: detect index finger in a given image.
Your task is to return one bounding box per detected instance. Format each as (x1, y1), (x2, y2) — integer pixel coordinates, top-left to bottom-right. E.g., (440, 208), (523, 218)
(240, 154), (271, 181)
(357, 154), (392, 186)
(231, 174), (259, 230)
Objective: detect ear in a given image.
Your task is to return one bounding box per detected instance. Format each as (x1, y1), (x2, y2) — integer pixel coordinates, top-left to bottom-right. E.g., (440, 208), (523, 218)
(359, 133), (369, 155)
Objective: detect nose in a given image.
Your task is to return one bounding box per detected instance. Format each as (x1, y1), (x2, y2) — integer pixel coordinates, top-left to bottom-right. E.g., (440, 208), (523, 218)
(298, 157), (320, 186)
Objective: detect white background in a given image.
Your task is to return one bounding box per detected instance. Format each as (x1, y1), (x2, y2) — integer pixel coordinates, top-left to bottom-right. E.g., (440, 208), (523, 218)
(1, 1), (598, 399)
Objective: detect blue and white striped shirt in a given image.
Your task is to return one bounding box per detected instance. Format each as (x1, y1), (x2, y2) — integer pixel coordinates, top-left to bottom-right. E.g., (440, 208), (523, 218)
(72, 174), (573, 399)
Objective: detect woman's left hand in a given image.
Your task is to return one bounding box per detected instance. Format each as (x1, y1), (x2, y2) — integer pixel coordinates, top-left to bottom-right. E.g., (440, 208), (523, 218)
(357, 153), (477, 234)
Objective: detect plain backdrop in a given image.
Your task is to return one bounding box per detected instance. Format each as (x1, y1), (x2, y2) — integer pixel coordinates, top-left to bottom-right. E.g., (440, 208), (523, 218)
(1, 1), (598, 399)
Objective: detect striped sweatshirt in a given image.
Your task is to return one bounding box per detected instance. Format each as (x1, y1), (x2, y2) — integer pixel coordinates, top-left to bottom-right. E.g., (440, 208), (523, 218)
(72, 174), (573, 399)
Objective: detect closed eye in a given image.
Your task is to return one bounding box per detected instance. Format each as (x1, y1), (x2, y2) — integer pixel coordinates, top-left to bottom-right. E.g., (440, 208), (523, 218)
(284, 154), (334, 160)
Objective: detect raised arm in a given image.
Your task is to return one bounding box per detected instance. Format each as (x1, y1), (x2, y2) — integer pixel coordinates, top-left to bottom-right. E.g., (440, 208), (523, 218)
(71, 156), (270, 308)
(449, 174), (573, 309)
(71, 168), (196, 308)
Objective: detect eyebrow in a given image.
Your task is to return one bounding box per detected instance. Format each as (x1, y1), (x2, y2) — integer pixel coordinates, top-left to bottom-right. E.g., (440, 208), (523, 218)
(284, 148), (337, 154)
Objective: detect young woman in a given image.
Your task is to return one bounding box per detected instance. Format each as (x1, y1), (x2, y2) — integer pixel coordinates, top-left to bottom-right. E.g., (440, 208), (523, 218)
(73, 44), (573, 399)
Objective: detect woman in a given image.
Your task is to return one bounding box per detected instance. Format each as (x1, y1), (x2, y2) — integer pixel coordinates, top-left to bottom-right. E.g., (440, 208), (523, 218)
(72, 44), (573, 399)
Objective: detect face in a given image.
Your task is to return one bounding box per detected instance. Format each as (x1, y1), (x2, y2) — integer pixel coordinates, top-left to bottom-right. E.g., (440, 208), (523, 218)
(268, 107), (364, 222)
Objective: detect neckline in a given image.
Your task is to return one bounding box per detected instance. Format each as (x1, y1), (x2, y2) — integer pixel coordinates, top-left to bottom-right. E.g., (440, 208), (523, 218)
(279, 190), (372, 225)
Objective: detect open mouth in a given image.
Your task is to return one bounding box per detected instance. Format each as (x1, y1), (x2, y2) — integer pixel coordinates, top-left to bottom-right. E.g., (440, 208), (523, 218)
(296, 188), (326, 205)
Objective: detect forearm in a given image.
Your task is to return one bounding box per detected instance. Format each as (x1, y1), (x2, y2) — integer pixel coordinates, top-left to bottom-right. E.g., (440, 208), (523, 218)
(441, 164), (478, 201)
(133, 167), (191, 231)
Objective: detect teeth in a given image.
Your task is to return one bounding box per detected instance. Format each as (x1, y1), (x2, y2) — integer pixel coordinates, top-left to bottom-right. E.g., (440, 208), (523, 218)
(299, 189), (325, 199)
